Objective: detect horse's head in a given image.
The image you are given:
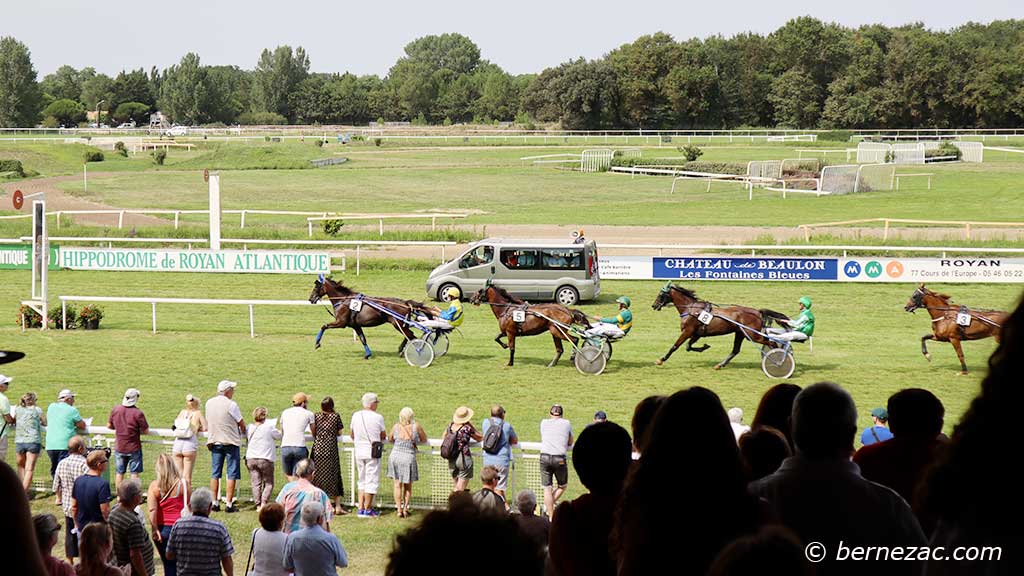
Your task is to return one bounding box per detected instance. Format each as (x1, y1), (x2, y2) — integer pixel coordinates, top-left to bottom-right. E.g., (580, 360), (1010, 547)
(470, 287), (489, 306)
(309, 274), (328, 304)
(652, 281), (675, 311)
(904, 284), (929, 313)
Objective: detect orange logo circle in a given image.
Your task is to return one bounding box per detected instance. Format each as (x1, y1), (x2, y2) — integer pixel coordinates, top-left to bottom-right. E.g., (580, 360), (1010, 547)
(886, 261), (904, 278)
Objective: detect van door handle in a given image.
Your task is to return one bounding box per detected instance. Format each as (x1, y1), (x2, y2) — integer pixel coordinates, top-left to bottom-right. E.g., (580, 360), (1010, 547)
(490, 266), (496, 274)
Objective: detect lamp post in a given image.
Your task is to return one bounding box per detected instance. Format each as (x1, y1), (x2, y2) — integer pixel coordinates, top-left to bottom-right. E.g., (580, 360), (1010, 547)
(96, 99), (105, 129)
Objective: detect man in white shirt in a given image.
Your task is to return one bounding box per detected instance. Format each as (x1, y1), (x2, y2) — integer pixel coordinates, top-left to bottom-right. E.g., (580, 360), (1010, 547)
(350, 392), (386, 518)
(539, 404), (573, 517)
(205, 380), (246, 513)
(279, 393), (317, 481)
(728, 407), (750, 442)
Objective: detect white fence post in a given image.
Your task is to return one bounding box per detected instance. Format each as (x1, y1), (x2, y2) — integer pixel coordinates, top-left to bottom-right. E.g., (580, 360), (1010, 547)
(151, 302), (157, 334)
(249, 305), (255, 338)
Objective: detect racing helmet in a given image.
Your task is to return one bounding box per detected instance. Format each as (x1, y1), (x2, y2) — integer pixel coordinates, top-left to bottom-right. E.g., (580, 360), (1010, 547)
(616, 296), (631, 308)
(448, 287), (462, 299)
(799, 296), (812, 309)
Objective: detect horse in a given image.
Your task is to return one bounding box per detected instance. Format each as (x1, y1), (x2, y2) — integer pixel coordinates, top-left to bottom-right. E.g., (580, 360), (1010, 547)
(904, 284), (1006, 374)
(308, 275), (436, 359)
(470, 284), (590, 367)
(651, 283), (790, 369)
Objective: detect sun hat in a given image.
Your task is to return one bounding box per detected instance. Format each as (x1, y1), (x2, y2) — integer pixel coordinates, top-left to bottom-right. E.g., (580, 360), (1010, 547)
(452, 406), (474, 424)
(57, 389), (76, 400)
(122, 388), (141, 407)
(217, 380), (237, 393)
(362, 392), (379, 408)
(0, 374), (11, 386)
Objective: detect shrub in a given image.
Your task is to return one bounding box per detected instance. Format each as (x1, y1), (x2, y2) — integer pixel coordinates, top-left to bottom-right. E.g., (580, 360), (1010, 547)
(322, 219), (345, 236)
(114, 141), (128, 157)
(16, 305), (42, 328)
(678, 145), (703, 161)
(47, 304), (77, 330)
(610, 157), (747, 175)
(374, 138), (382, 147)
(83, 149), (105, 163)
(152, 149), (167, 165)
(78, 304), (104, 329)
(817, 130), (853, 142)
(351, 135), (365, 142)
(0, 159), (25, 176)
(935, 141), (963, 161)
(315, 139), (324, 147)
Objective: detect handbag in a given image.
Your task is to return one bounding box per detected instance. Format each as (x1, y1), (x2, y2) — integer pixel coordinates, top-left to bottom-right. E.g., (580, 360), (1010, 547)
(360, 412), (384, 459)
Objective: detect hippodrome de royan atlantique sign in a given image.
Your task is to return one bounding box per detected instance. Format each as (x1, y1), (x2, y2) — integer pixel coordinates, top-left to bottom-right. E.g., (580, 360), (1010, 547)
(598, 256), (1024, 283)
(58, 247), (330, 274)
(0, 244), (60, 270)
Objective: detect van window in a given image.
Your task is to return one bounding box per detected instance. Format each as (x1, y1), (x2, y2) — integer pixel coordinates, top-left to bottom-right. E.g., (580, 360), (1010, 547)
(500, 249), (538, 269)
(459, 245), (494, 269)
(541, 248), (583, 270)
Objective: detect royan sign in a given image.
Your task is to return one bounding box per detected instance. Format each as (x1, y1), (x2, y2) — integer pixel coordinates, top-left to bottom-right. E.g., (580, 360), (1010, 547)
(0, 244), (59, 270)
(59, 248), (330, 274)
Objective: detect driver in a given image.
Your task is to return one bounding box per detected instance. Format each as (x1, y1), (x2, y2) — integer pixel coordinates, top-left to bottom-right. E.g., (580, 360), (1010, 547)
(768, 296), (815, 342)
(418, 287), (464, 331)
(587, 296), (633, 339)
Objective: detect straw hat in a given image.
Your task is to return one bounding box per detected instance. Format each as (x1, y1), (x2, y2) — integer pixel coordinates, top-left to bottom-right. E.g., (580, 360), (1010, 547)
(452, 406), (474, 425)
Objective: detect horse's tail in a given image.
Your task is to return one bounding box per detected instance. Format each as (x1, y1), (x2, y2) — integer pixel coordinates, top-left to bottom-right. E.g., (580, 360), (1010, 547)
(759, 309), (789, 327)
(570, 309), (591, 327)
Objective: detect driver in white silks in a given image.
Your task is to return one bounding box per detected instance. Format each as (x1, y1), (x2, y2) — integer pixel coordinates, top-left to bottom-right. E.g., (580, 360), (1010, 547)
(767, 296), (816, 342)
(417, 287), (464, 331)
(587, 296), (633, 339)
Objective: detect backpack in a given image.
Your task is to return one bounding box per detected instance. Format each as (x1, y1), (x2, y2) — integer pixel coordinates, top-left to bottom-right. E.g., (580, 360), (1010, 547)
(482, 418), (504, 455)
(440, 424), (460, 461)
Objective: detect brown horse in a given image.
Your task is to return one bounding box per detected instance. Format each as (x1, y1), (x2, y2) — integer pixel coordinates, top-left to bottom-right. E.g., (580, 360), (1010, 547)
(652, 284), (790, 369)
(309, 275), (435, 359)
(904, 284), (1006, 374)
(470, 284), (590, 367)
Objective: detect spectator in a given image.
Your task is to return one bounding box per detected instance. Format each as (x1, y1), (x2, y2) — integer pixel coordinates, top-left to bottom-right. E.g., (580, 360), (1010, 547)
(350, 392), (386, 518)
(279, 393), (316, 482)
(109, 479), (155, 576)
(539, 404), (573, 516)
(2, 460), (49, 575)
(71, 450), (112, 534)
(549, 421), (632, 576)
(728, 407), (750, 442)
(165, 488), (234, 576)
(708, 526), (812, 576)
(738, 426), (791, 482)
(855, 389), (946, 533)
(146, 453), (188, 576)
(750, 383), (802, 450)
(53, 436), (89, 564)
(283, 502), (349, 576)
(248, 502), (288, 576)
(15, 391), (46, 491)
(275, 459), (333, 533)
(385, 498), (544, 576)
(45, 389), (86, 478)
(205, 380), (245, 513)
(513, 490), (549, 553)
(615, 387), (763, 576)
(311, 396), (346, 516)
(750, 382), (927, 574)
(592, 410), (607, 424)
(107, 388), (149, 490)
(630, 395), (665, 458)
(860, 407), (894, 446)
(387, 406), (427, 518)
(171, 394), (206, 486)
(444, 406), (482, 493)
(472, 465), (506, 514)
(0, 374), (12, 464)
(78, 522), (128, 576)
(246, 407), (282, 510)
(921, 297), (1023, 576)
(481, 405), (518, 503)
(34, 513), (75, 576)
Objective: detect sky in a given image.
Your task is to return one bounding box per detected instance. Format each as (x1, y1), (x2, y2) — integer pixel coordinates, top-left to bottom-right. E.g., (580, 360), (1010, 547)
(3, 0), (1020, 77)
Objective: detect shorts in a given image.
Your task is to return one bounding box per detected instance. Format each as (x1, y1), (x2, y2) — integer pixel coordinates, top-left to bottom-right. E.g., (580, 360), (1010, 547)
(356, 457), (381, 494)
(114, 450), (144, 474)
(280, 446), (309, 476)
(539, 453), (568, 488)
(64, 516), (80, 558)
(491, 464), (510, 491)
(448, 452), (474, 480)
(16, 442), (41, 455)
(172, 437), (198, 455)
(209, 444), (242, 480)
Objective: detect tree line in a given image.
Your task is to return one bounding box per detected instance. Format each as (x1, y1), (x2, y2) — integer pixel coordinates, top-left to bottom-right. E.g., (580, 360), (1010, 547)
(1, 18), (1023, 129)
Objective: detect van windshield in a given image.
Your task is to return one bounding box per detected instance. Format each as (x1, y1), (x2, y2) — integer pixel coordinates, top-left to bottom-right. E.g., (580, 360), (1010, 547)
(459, 245), (493, 269)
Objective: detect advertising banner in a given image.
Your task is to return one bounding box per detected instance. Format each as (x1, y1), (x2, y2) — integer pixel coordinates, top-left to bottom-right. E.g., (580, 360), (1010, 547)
(0, 244), (59, 270)
(58, 248), (330, 274)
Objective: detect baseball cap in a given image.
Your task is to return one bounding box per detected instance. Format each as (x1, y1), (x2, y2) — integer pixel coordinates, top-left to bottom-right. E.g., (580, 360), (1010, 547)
(217, 380), (238, 393)
(0, 351), (25, 365)
(550, 404), (564, 416)
(0, 374), (11, 386)
(871, 407), (888, 421)
(292, 392), (309, 406)
(362, 392), (379, 408)
(122, 388), (141, 407)
(57, 389), (76, 400)
(593, 410), (607, 421)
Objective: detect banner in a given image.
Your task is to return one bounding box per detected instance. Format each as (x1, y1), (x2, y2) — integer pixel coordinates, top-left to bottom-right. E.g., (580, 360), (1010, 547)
(600, 255), (1024, 283)
(0, 244), (59, 270)
(59, 248), (330, 274)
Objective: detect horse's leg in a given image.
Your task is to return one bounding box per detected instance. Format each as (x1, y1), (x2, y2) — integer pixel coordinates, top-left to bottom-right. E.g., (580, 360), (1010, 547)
(714, 332), (745, 370)
(353, 326), (372, 359)
(920, 334), (935, 361)
(314, 320), (346, 349)
(547, 333), (565, 368)
(656, 332), (690, 365)
(507, 330), (516, 367)
(950, 338), (968, 375)
(686, 335), (710, 353)
(494, 332), (509, 349)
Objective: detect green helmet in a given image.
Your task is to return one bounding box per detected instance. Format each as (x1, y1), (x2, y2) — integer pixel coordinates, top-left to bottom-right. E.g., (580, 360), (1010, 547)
(616, 296), (631, 308)
(799, 296), (812, 309)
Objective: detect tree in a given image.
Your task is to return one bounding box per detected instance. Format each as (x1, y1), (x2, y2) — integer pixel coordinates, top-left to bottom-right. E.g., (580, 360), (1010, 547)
(251, 45), (309, 121)
(41, 65), (83, 102)
(205, 65), (251, 124)
(0, 36), (43, 127)
(79, 70), (114, 110)
(42, 98), (85, 127)
(112, 102), (150, 125)
(607, 32), (680, 128)
(523, 59), (620, 130)
(768, 68), (822, 128)
(159, 53), (210, 124)
(111, 69), (154, 109)
(387, 33), (483, 121)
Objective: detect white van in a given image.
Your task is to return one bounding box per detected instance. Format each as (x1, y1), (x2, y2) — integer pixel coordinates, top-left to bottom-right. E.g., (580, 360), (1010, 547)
(425, 238), (600, 305)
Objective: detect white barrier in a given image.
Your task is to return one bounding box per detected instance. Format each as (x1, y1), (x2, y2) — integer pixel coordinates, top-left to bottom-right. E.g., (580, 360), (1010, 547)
(892, 143), (926, 165)
(581, 149), (614, 172)
(953, 141), (984, 162)
(856, 142), (890, 163)
(304, 213), (468, 237)
(747, 160), (782, 179)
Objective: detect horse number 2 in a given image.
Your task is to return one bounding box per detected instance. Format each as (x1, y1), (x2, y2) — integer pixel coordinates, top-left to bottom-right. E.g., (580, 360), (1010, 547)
(349, 300), (363, 312)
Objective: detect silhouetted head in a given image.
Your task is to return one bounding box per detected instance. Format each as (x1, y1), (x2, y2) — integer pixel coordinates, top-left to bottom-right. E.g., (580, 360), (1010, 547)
(708, 526), (812, 576)
(792, 382), (857, 460)
(738, 426), (792, 481)
(751, 383), (802, 447)
(631, 395), (666, 455)
(888, 388), (944, 439)
(573, 421), (632, 496)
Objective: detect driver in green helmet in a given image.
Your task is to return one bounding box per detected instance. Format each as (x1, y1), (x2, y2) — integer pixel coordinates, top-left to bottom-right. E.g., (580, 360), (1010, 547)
(587, 296), (633, 339)
(768, 296), (815, 342)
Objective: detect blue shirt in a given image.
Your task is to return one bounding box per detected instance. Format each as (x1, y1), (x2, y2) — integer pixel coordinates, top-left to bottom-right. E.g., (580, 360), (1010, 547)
(861, 426), (893, 446)
(284, 525), (348, 576)
(72, 474), (111, 529)
(481, 418), (517, 468)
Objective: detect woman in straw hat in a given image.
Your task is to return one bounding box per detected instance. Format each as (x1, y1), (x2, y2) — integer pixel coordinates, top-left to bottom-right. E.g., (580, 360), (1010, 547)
(443, 406), (482, 493)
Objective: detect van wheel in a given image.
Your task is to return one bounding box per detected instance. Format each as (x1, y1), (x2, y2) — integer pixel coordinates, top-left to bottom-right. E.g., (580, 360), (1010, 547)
(438, 283), (461, 302)
(555, 285), (580, 306)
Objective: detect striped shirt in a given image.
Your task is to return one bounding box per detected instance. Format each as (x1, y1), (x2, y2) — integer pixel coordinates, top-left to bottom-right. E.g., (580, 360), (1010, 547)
(166, 515), (234, 576)
(53, 453), (89, 518)
(109, 505), (155, 576)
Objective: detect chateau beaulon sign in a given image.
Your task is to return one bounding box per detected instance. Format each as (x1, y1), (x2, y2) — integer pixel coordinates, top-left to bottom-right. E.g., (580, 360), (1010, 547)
(598, 256), (1024, 283)
(58, 248), (330, 274)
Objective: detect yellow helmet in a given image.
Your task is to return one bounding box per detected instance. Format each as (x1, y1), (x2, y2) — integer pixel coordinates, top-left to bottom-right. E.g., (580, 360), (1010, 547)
(449, 287), (461, 299)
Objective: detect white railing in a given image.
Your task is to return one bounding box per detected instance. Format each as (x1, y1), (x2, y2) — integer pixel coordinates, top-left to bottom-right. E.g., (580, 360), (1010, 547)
(797, 218), (1024, 241)
(219, 239), (457, 275)
(304, 213), (468, 237)
(597, 243), (1024, 258)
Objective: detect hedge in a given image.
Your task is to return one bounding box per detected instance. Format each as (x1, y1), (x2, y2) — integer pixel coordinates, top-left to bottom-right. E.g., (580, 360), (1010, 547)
(611, 157), (747, 175)
(0, 159), (24, 176)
